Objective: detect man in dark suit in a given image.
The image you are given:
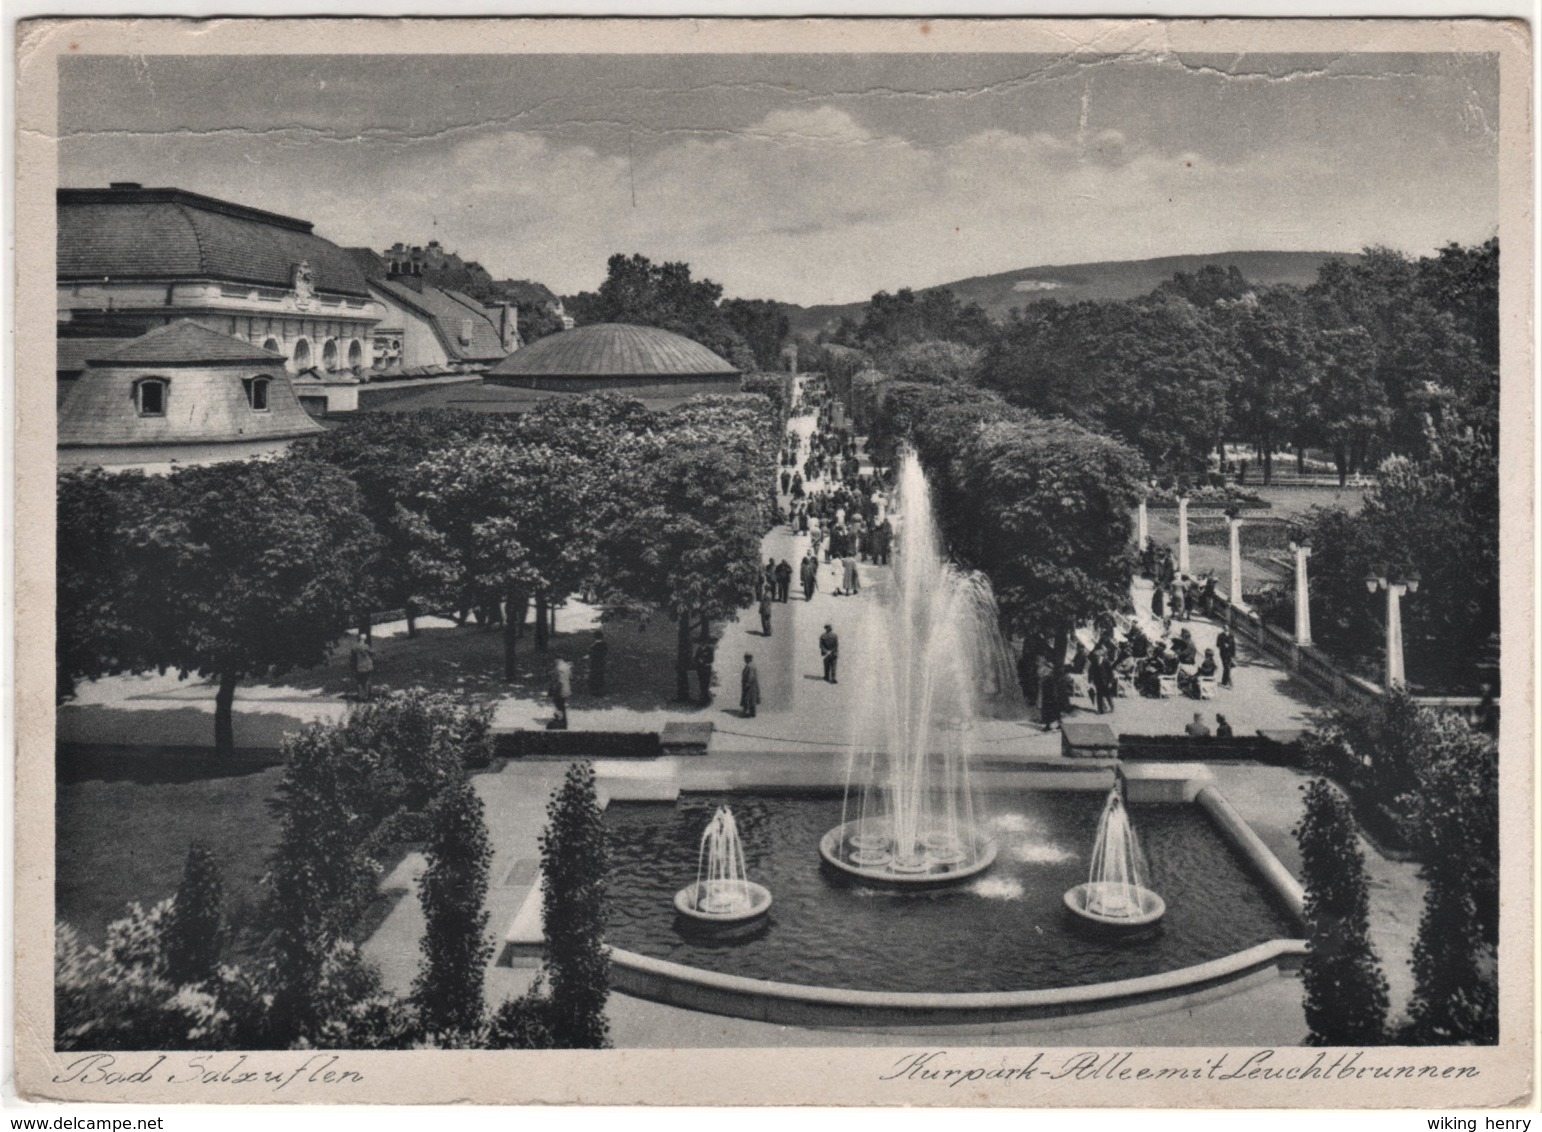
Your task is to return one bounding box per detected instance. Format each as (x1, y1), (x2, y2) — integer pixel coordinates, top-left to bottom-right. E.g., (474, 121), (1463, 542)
(819, 624), (839, 684)
(1217, 627), (1237, 687)
(800, 551), (819, 601)
(775, 558), (793, 603)
(740, 653), (761, 718)
(693, 638), (716, 705)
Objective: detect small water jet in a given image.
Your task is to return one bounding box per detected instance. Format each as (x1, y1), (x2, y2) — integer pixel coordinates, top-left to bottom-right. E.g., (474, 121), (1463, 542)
(820, 448), (1019, 886)
(1064, 782), (1166, 933)
(675, 806), (772, 933)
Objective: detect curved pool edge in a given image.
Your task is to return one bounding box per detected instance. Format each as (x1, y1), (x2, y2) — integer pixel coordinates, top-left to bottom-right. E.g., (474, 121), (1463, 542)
(607, 937), (1308, 1027)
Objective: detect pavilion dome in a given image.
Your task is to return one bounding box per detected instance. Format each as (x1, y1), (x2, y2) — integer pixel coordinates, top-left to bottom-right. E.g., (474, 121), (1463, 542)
(488, 323), (738, 381)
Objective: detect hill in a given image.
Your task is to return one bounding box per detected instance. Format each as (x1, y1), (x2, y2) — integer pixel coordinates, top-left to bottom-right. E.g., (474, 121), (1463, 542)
(783, 250), (1359, 338)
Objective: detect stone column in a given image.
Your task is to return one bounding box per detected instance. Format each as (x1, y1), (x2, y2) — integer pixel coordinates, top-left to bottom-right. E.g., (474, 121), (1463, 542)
(1293, 542), (1313, 646)
(1385, 582), (1407, 690)
(1227, 514), (1244, 608)
(1177, 496), (1191, 577)
(1136, 497), (1149, 550)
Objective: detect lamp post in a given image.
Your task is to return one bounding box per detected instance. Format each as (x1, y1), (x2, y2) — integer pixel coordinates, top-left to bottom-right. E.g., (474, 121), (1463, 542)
(1364, 567), (1420, 690)
(1177, 493), (1191, 579)
(1225, 506), (1244, 609)
(1288, 537), (1313, 646)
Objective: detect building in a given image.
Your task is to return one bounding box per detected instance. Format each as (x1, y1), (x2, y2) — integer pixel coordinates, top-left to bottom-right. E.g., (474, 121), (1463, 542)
(485, 323), (740, 399)
(57, 183), (383, 414)
(57, 319), (324, 470)
(364, 274), (517, 376)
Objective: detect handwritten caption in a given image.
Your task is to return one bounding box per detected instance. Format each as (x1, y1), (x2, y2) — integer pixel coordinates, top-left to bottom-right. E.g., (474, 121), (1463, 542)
(52, 1054), (364, 1093)
(879, 1050), (1482, 1087)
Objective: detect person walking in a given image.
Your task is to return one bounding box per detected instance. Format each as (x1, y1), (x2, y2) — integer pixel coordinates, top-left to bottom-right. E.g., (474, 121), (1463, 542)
(587, 628), (608, 695)
(800, 551), (819, 601)
(819, 624), (840, 684)
(693, 637), (716, 705)
(842, 553), (860, 597)
(775, 558), (793, 603)
(764, 558), (778, 599)
(759, 590), (774, 636)
(1091, 651), (1116, 714)
(1217, 627), (1237, 688)
(548, 659), (572, 730)
(349, 631), (375, 702)
(740, 653), (761, 718)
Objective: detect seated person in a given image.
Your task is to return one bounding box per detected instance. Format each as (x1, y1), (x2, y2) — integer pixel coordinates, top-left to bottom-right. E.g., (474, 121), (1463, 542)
(1137, 659), (1164, 697)
(1161, 648), (1181, 676)
(1184, 712), (1213, 738)
(1174, 629), (1198, 666)
(1215, 713), (1235, 738)
(1128, 631), (1150, 660)
(1196, 649), (1218, 679)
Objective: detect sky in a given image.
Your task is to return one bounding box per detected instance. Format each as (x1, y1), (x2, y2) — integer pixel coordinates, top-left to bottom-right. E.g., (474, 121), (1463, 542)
(57, 52), (1499, 307)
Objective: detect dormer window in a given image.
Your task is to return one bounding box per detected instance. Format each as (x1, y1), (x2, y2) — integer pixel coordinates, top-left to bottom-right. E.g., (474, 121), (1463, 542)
(133, 378), (167, 417)
(243, 376), (271, 412)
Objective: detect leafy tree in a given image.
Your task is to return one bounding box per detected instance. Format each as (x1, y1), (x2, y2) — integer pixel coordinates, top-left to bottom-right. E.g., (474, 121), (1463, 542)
(977, 300), (1121, 428)
(56, 468), (167, 701)
(599, 407), (767, 700)
(413, 779), (494, 1037)
(958, 417), (1147, 687)
(1223, 286), (1318, 484)
(1294, 778), (1390, 1045)
(1155, 263), (1252, 307)
(537, 761), (611, 1048)
(292, 410), (508, 635)
(265, 690), (489, 1043)
(121, 458), (380, 755)
(1400, 707), (1499, 1044)
(877, 339), (984, 387)
(721, 297), (791, 370)
(851, 287), (994, 350)
(866, 379), (1001, 471)
(164, 843), (225, 987)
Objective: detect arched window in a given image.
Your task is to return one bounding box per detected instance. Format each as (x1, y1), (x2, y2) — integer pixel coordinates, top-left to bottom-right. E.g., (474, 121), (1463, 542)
(262, 337), (281, 356)
(132, 377), (168, 417)
(347, 339), (364, 371)
(321, 339), (339, 372)
(243, 376), (272, 412)
(292, 338), (312, 372)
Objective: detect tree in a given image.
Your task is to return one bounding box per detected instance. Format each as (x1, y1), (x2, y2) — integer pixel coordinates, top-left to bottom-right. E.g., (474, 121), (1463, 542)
(413, 779), (494, 1037)
(163, 843), (225, 987)
(1400, 708), (1499, 1044)
(292, 410), (507, 636)
(56, 468), (167, 701)
(721, 297), (791, 371)
(265, 690), (490, 1043)
(958, 417), (1147, 657)
(123, 458), (380, 755)
(877, 339), (984, 387)
(537, 761), (610, 1048)
(578, 252), (749, 364)
(853, 287), (994, 349)
(1294, 778), (1390, 1045)
(1223, 287), (1318, 484)
(599, 407), (768, 700)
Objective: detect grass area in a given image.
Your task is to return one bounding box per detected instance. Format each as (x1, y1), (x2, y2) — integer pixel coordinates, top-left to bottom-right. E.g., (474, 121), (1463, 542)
(56, 745), (285, 960)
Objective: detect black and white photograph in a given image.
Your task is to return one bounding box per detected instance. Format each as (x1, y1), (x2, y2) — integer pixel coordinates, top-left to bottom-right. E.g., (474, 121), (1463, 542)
(11, 15), (1534, 1111)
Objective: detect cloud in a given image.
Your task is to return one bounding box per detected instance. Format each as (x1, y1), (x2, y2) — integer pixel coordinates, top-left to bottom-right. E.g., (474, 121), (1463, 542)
(60, 101), (1496, 307)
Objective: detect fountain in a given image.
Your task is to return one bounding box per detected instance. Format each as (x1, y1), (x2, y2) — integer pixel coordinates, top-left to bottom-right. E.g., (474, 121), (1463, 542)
(1064, 781), (1166, 933)
(674, 806), (772, 933)
(819, 448), (1021, 885)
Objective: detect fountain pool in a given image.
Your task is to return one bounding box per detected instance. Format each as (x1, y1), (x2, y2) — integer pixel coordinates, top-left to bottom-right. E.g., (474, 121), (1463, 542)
(606, 790), (1296, 995)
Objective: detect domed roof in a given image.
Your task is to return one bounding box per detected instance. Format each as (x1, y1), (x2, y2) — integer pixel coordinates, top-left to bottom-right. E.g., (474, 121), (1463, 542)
(489, 323), (738, 380)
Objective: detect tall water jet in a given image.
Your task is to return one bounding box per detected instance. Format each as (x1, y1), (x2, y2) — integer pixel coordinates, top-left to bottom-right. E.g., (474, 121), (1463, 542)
(675, 806), (772, 932)
(1064, 782), (1166, 932)
(820, 448), (1022, 885)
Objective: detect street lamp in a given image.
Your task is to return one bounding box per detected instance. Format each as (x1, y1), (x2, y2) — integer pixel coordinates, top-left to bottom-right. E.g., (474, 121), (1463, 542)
(1365, 566), (1417, 689)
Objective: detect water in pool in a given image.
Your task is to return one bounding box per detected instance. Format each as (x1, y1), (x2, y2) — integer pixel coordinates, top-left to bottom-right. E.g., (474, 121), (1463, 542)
(603, 791), (1298, 993)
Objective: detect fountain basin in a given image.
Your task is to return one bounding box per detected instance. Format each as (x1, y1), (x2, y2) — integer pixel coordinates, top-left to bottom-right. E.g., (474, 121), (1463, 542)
(819, 819), (996, 886)
(1064, 881), (1167, 934)
(674, 880), (773, 935)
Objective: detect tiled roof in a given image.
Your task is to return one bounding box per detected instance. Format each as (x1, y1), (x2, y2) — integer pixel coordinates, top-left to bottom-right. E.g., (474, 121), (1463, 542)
(58, 187), (371, 298)
(57, 338), (133, 374)
(488, 323), (738, 379)
(88, 320), (289, 367)
(345, 246), (392, 280)
(371, 279), (509, 363)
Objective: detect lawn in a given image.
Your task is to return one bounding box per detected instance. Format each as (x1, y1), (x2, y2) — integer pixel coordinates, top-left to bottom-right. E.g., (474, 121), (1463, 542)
(56, 745), (285, 960)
